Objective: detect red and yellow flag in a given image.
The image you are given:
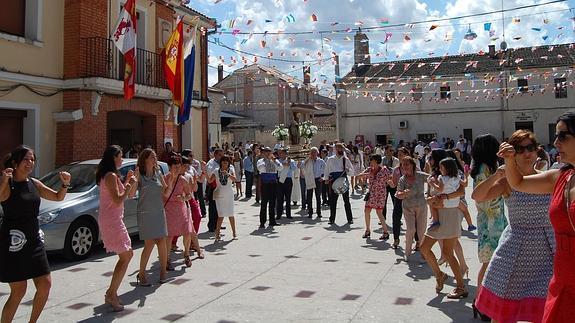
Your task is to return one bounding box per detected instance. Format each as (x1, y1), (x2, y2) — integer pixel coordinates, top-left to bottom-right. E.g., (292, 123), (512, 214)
(163, 20), (184, 107)
(112, 0), (136, 100)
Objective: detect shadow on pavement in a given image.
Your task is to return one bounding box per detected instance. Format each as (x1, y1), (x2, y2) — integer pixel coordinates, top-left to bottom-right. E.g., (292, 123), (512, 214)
(48, 237), (145, 271)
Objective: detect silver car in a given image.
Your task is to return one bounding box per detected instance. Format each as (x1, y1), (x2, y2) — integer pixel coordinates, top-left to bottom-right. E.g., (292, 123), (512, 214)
(35, 159), (169, 261)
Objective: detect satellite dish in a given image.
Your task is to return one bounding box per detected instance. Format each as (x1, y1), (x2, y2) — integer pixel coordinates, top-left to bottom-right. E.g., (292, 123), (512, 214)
(500, 41), (508, 50)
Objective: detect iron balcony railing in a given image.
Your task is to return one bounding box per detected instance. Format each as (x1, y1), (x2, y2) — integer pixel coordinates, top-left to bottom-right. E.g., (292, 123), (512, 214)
(82, 37), (168, 89)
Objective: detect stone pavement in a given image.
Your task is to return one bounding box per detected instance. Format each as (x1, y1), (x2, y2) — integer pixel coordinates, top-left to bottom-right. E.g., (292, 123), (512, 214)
(1, 186), (483, 322)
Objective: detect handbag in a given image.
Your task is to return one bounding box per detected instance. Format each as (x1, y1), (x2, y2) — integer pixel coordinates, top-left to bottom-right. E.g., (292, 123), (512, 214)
(363, 192), (370, 202)
(331, 157), (350, 194)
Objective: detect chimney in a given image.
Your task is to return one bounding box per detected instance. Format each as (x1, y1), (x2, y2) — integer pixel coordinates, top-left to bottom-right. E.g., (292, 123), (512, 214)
(303, 65), (311, 84)
(488, 45), (496, 58)
(354, 29), (370, 66)
(217, 64), (224, 82)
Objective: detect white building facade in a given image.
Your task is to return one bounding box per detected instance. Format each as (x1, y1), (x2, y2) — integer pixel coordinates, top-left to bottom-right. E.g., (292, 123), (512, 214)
(338, 37), (575, 146)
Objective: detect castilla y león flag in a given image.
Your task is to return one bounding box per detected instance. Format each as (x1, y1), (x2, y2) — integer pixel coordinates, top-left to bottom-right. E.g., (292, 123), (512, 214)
(112, 0), (137, 100)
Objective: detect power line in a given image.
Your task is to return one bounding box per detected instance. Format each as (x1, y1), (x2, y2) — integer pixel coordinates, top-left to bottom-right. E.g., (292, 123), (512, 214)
(208, 38), (333, 63)
(217, 0), (568, 35)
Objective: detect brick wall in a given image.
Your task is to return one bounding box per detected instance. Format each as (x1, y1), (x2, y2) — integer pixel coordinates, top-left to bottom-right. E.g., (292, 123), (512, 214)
(64, 0), (108, 79)
(56, 91), (177, 166)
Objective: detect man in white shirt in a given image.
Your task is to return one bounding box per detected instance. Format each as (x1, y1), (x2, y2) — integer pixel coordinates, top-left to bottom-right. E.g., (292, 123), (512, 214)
(276, 148), (297, 219)
(302, 147), (326, 219)
(429, 138), (440, 150)
(414, 141), (425, 158)
(324, 143), (354, 225)
(455, 138), (466, 153)
(257, 147), (283, 228)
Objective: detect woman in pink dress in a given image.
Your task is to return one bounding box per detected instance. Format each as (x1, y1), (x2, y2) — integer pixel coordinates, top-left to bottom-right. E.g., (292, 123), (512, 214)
(164, 155), (194, 269)
(96, 145), (137, 312)
(357, 155), (391, 240)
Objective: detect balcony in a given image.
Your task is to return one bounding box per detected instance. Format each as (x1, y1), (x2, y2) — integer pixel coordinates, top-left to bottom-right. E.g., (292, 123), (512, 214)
(81, 37), (168, 89)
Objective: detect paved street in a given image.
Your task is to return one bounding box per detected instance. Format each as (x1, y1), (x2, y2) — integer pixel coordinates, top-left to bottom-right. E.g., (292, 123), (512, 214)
(1, 186), (482, 323)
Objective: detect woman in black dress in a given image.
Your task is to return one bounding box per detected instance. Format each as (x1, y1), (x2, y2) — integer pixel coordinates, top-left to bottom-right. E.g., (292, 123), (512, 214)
(0, 146), (71, 323)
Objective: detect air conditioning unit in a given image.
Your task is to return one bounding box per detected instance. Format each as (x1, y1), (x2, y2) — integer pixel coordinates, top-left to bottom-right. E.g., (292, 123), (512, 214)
(399, 120), (409, 129)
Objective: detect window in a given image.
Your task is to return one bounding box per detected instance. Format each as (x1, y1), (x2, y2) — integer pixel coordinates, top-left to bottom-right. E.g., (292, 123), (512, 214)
(517, 79), (528, 93)
(385, 90), (396, 103)
(226, 91), (235, 102)
(0, 0), (25, 37)
(412, 86), (423, 101)
(555, 78), (567, 99)
(440, 85), (451, 100)
(0, 0), (42, 42)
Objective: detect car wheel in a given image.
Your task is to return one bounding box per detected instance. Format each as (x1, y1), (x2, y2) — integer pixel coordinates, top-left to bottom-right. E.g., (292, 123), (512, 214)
(64, 218), (97, 261)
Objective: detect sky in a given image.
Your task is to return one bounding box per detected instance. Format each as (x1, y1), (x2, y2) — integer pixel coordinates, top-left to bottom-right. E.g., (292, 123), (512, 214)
(187, 0), (575, 97)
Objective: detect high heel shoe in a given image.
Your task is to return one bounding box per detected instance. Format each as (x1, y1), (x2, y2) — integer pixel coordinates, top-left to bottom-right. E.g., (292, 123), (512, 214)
(184, 254), (192, 268)
(379, 232), (390, 241)
(460, 265), (469, 279)
(362, 231), (371, 239)
(435, 272), (448, 293)
(104, 292), (124, 312)
(472, 300), (491, 321)
(196, 249), (205, 259)
(136, 272), (151, 287)
(392, 238), (399, 249)
(447, 287), (469, 299)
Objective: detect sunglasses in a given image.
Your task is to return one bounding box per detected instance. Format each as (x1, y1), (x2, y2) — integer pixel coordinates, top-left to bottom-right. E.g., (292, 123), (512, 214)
(514, 143), (537, 154)
(555, 130), (573, 142)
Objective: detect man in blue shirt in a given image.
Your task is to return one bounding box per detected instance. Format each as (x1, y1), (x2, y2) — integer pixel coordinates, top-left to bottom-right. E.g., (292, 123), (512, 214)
(243, 150), (255, 198)
(276, 148), (297, 219)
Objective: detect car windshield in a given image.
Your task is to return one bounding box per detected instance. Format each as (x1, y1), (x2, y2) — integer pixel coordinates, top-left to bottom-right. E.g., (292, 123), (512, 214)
(40, 164), (97, 193)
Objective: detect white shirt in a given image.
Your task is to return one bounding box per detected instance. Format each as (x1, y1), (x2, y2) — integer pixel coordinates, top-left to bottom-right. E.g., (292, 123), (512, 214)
(455, 142), (466, 152)
(414, 144), (425, 157)
(323, 155), (354, 181)
(439, 175), (460, 208)
(257, 158), (283, 174)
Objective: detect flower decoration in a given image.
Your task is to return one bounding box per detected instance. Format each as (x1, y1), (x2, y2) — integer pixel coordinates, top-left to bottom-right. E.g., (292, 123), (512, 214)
(272, 124), (289, 141)
(298, 120), (318, 139)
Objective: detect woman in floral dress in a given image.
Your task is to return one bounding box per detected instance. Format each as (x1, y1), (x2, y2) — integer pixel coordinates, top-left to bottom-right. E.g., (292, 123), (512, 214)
(357, 155), (391, 240)
(470, 134), (508, 312)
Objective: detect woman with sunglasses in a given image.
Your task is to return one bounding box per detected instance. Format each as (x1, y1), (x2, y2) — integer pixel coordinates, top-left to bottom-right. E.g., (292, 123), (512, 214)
(498, 112), (575, 323)
(473, 130), (554, 323)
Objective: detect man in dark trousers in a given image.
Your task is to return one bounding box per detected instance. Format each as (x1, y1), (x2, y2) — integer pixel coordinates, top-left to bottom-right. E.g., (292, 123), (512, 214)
(324, 143), (354, 225)
(275, 148), (296, 219)
(256, 147), (283, 228)
(206, 148), (224, 232)
(243, 150), (255, 198)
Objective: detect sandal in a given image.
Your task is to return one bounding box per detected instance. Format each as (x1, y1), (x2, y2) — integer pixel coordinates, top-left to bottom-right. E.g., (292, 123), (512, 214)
(136, 272), (151, 287)
(379, 232), (390, 241)
(184, 254), (192, 268)
(362, 231), (371, 239)
(104, 291), (124, 312)
(196, 249), (205, 259)
(392, 238), (399, 249)
(435, 272), (448, 294)
(166, 260), (175, 271)
(447, 287), (469, 299)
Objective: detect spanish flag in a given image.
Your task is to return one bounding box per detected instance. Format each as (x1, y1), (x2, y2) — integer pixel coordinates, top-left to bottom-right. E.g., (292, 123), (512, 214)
(163, 20), (184, 108)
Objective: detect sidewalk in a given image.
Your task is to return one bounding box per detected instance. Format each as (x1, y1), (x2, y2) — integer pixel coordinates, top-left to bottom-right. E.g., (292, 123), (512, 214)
(1, 187), (481, 322)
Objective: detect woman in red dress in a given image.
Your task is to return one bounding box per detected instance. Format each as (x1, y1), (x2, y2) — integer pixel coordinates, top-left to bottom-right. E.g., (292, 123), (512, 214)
(357, 155), (391, 240)
(498, 112), (575, 323)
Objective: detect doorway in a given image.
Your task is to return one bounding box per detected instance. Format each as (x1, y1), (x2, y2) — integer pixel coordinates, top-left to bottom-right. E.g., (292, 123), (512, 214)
(515, 121), (534, 132)
(375, 134), (388, 146)
(107, 111), (157, 153)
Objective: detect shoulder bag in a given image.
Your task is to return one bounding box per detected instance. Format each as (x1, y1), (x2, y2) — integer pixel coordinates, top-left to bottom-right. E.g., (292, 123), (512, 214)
(332, 157), (350, 194)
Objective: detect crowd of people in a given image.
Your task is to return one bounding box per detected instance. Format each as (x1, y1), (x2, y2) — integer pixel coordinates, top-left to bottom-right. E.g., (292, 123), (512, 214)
(1, 112), (574, 322)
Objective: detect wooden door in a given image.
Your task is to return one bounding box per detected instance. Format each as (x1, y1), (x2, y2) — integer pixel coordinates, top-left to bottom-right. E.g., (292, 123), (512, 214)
(0, 109), (26, 161)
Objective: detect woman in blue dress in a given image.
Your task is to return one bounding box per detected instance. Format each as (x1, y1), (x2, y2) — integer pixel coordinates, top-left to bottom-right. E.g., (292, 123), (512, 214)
(472, 130), (554, 322)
